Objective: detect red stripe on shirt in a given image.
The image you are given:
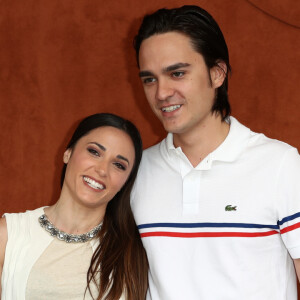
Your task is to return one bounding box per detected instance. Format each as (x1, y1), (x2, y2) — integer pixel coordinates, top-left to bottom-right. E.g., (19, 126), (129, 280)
(140, 230), (279, 238)
(280, 222), (300, 234)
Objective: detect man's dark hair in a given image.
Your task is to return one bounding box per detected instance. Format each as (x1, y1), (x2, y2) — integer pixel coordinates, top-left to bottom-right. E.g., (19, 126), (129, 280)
(133, 5), (231, 120)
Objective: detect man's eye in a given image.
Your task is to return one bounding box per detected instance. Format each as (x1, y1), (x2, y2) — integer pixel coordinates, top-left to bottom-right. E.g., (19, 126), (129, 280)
(88, 148), (99, 156)
(172, 71), (185, 78)
(114, 162), (126, 171)
(143, 77), (156, 84)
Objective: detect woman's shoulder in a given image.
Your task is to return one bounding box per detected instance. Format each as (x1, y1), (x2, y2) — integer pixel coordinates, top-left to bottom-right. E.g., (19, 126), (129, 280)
(3, 207), (47, 241)
(0, 217), (7, 239)
(0, 217), (8, 265)
(4, 207), (46, 222)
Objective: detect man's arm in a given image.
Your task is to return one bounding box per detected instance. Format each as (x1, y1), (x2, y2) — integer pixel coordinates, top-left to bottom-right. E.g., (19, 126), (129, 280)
(294, 259), (300, 282)
(0, 217), (8, 298)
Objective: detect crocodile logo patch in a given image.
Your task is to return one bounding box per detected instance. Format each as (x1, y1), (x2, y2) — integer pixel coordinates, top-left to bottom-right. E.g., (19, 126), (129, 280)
(225, 205), (237, 211)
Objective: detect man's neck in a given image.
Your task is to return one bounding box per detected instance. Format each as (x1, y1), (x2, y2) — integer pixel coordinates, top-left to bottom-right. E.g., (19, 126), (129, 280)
(173, 114), (230, 167)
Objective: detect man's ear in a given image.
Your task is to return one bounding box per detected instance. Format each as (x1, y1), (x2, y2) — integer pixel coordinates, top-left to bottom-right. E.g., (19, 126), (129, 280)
(63, 149), (72, 164)
(210, 61), (227, 88)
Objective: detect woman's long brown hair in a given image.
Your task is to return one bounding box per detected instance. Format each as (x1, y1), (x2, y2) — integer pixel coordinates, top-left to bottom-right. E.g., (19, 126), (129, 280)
(62, 113), (148, 299)
(87, 179), (148, 300)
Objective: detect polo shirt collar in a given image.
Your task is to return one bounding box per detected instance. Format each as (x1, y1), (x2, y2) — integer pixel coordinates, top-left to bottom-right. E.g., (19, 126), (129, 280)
(165, 116), (251, 164)
(211, 116), (251, 162)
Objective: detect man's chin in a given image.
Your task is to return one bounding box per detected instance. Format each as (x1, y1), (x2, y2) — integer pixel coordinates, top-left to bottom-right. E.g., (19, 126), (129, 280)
(163, 124), (184, 134)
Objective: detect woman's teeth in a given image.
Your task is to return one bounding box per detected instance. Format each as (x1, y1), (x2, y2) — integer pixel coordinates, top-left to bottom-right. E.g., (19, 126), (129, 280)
(83, 176), (104, 190)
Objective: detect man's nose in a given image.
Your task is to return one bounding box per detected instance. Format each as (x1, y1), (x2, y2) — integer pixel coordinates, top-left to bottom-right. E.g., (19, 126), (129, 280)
(156, 79), (174, 101)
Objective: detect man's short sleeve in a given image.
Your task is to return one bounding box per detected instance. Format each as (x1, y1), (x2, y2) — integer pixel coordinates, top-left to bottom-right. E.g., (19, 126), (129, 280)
(277, 147), (300, 259)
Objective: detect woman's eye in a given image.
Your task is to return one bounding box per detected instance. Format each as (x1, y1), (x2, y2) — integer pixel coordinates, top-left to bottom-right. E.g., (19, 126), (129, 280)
(172, 71), (185, 78)
(114, 162), (126, 171)
(87, 148), (99, 156)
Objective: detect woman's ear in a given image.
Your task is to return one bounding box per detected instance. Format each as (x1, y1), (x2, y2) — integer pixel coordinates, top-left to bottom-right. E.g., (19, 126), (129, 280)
(210, 61), (227, 88)
(63, 149), (72, 164)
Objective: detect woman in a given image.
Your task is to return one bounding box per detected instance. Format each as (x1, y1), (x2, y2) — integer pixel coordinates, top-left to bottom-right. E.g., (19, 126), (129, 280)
(0, 113), (148, 300)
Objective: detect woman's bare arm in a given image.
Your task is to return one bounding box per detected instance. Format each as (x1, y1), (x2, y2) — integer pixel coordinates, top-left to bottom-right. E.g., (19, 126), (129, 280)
(294, 259), (300, 282)
(0, 217), (8, 298)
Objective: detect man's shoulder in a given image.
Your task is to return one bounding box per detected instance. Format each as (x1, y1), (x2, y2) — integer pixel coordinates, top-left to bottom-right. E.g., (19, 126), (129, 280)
(143, 142), (161, 153)
(142, 138), (166, 159)
(242, 127), (300, 170)
(230, 117), (296, 154)
(137, 136), (175, 174)
(248, 129), (297, 155)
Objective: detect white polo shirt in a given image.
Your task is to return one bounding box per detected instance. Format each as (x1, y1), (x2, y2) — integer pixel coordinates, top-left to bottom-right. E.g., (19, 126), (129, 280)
(131, 117), (300, 300)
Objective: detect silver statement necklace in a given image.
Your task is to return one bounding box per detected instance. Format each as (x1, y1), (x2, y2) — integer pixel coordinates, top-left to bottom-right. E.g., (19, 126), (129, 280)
(38, 214), (102, 243)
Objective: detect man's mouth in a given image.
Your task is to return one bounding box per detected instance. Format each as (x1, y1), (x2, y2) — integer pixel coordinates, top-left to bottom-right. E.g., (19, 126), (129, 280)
(83, 176), (105, 190)
(161, 105), (181, 113)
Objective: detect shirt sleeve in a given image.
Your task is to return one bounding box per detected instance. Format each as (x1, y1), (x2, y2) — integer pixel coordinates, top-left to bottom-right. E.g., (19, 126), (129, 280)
(276, 147), (300, 259)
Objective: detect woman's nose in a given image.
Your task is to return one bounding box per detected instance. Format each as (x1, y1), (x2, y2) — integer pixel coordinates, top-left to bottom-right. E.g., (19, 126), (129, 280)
(95, 161), (108, 177)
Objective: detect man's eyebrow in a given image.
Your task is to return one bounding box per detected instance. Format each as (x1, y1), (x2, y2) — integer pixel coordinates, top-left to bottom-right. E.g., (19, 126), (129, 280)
(139, 63), (190, 78)
(139, 70), (154, 78)
(117, 155), (130, 165)
(163, 63), (191, 73)
(90, 142), (106, 151)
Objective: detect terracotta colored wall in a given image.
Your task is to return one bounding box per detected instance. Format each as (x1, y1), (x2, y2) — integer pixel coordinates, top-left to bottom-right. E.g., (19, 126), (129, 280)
(0, 0), (300, 292)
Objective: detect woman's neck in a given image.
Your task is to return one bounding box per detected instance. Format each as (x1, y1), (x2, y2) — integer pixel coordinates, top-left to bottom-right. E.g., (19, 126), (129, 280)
(44, 198), (105, 235)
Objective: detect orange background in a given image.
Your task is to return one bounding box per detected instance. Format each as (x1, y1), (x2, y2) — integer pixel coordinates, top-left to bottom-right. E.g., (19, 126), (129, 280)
(0, 0), (300, 292)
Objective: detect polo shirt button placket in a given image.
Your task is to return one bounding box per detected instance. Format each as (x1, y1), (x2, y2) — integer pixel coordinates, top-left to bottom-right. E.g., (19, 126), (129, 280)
(182, 170), (201, 215)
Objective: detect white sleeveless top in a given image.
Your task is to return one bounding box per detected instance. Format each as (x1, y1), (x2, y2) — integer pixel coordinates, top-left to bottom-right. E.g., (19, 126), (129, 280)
(1, 207), (125, 300)
(26, 238), (98, 299)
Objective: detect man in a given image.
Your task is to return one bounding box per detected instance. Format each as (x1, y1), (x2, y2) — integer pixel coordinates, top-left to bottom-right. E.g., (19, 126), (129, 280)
(131, 5), (300, 300)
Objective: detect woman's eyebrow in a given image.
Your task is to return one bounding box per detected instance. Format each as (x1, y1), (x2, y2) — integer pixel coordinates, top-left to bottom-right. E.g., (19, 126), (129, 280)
(90, 142), (130, 165)
(90, 142), (106, 151)
(117, 155), (130, 165)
